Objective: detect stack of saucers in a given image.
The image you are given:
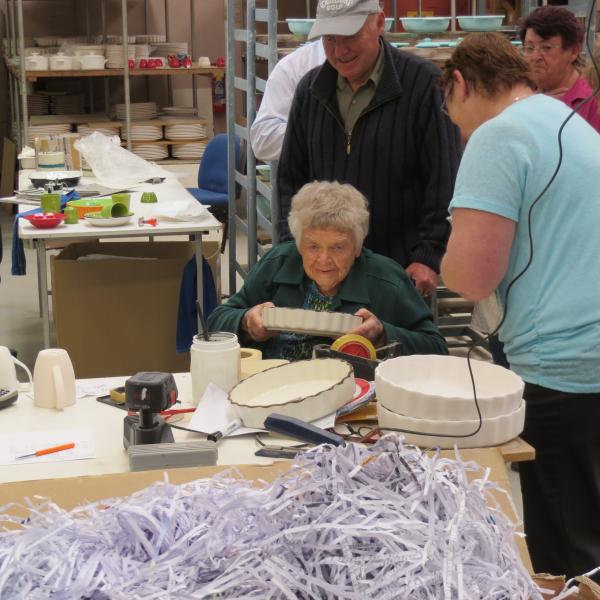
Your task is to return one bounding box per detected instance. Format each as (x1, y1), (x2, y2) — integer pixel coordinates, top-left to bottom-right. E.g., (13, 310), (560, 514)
(105, 44), (135, 68)
(164, 122), (206, 140)
(375, 355), (526, 448)
(77, 123), (121, 137)
(115, 102), (158, 121)
(28, 123), (71, 144)
(121, 123), (163, 141)
(132, 144), (168, 161)
(161, 106), (199, 117)
(172, 141), (206, 160)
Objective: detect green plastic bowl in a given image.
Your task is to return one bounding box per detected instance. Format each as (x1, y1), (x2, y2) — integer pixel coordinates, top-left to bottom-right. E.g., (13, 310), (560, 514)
(457, 15), (504, 31)
(66, 198), (112, 218)
(385, 18), (395, 31)
(286, 19), (315, 35)
(401, 17), (450, 33)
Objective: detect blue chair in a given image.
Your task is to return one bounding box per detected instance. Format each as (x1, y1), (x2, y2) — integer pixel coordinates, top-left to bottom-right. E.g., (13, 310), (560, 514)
(187, 134), (241, 251)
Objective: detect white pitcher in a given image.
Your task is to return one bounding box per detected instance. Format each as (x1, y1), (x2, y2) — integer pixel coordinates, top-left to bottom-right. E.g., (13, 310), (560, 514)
(33, 348), (76, 410)
(0, 346), (32, 391)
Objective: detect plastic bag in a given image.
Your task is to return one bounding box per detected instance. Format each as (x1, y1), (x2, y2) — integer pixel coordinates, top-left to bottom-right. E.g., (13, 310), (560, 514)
(74, 131), (172, 189)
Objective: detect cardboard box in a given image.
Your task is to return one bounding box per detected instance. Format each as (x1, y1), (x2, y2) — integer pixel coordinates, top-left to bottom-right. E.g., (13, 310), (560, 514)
(52, 241), (217, 378)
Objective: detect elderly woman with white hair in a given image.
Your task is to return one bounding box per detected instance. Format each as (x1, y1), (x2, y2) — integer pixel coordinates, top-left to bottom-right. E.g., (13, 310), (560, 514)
(208, 181), (447, 360)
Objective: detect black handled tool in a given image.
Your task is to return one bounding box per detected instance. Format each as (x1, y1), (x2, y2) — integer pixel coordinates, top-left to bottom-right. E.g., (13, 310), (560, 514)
(264, 414), (344, 447)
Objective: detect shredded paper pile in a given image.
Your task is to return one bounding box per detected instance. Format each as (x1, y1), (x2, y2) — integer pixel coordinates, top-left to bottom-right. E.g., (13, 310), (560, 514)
(0, 436), (544, 599)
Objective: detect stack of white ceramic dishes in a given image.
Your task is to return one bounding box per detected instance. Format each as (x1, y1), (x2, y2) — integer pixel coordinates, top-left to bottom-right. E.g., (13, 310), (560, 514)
(50, 94), (85, 115)
(161, 106), (199, 117)
(105, 44), (135, 68)
(134, 44), (150, 58)
(121, 123), (163, 141)
(28, 123), (71, 144)
(375, 355), (526, 448)
(136, 34), (166, 43)
(77, 123), (121, 137)
(115, 102), (158, 120)
(28, 94), (49, 116)
(150, 41), (188, 56)
(172, 141), (206, 160)
(164, 122), (207, 140)
(132, 144), (168, 161)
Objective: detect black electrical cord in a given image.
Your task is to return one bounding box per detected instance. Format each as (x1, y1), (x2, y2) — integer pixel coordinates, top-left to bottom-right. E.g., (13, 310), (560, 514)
(381, 3), (600, 442)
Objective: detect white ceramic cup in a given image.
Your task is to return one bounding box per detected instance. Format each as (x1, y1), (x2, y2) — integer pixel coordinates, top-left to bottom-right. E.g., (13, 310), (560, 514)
(0, 346), (32, 391)
(33, 348), (76, 410)
(190, 332), (240, 405)
(197, 56), (211, 67)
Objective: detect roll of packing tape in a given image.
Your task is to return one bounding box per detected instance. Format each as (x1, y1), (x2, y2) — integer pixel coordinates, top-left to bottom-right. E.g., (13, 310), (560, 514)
(240, 347), (262, 361)
(331, 334), (377, 360)
(241, 358), (288, 380)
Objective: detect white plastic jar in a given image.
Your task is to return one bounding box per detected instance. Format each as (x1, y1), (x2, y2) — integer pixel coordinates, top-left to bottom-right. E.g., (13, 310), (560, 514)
(190, 332), (240, 405)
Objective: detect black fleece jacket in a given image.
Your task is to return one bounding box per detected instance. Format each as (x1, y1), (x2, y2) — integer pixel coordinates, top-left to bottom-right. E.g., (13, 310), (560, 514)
(276, 39), (461, 272)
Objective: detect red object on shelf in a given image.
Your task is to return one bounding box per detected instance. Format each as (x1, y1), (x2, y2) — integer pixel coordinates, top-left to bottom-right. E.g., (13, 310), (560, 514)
(182, 55), (193, 68)
(168, 54), (180, 68)
(139, 58), (148, 68)
(24, 213), (64, 229)
(128, 59), (135, 68)
(215, 56), (225, 67)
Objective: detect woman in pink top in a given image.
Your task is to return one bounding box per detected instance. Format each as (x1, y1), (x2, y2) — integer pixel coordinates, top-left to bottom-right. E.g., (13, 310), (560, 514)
(520, 6), (600, 133)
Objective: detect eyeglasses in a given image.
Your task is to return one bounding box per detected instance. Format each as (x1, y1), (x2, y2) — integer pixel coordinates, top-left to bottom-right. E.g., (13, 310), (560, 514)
(522, 43), (563, 56)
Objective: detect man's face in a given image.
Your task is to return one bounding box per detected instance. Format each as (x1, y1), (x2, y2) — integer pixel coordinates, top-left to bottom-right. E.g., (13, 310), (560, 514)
(322, 12), (385, 90)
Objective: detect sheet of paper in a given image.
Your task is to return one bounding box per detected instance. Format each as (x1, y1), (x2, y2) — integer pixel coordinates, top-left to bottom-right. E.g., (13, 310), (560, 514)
(187, 383), (336, 438)
(0, 427), (96, 466)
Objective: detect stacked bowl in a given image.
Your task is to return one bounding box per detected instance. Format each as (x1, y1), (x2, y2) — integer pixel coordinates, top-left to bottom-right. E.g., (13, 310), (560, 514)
(375, 355), (525, 448)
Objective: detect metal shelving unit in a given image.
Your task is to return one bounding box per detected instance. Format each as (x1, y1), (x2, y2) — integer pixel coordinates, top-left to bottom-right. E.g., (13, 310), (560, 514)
(226, 0), (277, 294)
(2, 0), (222, 156)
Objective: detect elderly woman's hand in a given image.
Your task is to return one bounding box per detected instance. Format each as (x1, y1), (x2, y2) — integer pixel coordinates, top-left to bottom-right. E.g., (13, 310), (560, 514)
(241, 302), (278, 342)
(349, 308), (386, 347)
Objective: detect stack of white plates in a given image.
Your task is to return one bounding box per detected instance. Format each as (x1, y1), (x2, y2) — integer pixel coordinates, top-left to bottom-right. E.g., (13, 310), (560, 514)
(165, 123), (206, 140)
(28, 123), (71, 144)
(115, 102), (158, 121)
(134, 44), (151, 58)
(50, 94), (85, 115)
(136, 34), (166, 43)
(161, 106), (199, 116)
(150, 41), (188, 56)
(375, 355), (526, 448)
(77, 124), (121, 137)
(132, 144), (168, 161)
(28, 94), (49, 116)
(105, 44), (135, 68)
(172, 141), (206, 160)
(122, 124), (163, 141)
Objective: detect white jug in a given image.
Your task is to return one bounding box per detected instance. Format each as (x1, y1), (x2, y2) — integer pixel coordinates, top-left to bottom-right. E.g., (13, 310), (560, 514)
(0, 346), (32, 391)
(33, 348), (76, 410)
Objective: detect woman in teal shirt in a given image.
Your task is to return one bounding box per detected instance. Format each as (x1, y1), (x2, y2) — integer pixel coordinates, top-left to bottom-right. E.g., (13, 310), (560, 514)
(208, 181), (446, 361)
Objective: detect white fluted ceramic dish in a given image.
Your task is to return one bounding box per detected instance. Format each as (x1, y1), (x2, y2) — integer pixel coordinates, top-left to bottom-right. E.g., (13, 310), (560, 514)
(262, 307), (361, 338)
(377, 400), (525, 448)
(375, 355), (524, 420)
(229, 358), (354, 429)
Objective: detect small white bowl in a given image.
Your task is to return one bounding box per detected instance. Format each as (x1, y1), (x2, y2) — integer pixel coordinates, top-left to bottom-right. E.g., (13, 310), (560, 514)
(229, 358), (354, 428)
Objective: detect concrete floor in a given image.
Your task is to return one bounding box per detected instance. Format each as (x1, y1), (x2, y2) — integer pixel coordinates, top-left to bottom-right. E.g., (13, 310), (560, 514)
(0, 205), (523, 517)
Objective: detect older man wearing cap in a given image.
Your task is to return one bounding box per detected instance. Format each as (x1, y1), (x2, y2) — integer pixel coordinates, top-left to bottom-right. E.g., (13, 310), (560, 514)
(275, 0), (461, 295)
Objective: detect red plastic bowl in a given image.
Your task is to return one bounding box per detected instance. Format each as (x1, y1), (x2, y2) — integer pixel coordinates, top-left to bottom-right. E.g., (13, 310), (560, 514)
(24, 212), (64, 229)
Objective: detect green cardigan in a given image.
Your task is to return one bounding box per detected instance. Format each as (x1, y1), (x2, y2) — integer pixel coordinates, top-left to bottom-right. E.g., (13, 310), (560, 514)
(208, 241), (448, 358)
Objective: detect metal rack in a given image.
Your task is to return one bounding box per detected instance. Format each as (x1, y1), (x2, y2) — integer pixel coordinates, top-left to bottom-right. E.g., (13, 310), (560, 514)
(2, 0), (223, 156)
(226, 0), (278, 294)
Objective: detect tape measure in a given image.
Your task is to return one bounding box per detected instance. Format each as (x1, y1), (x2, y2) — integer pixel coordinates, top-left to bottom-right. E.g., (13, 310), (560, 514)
(331, 334), (377, 360)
